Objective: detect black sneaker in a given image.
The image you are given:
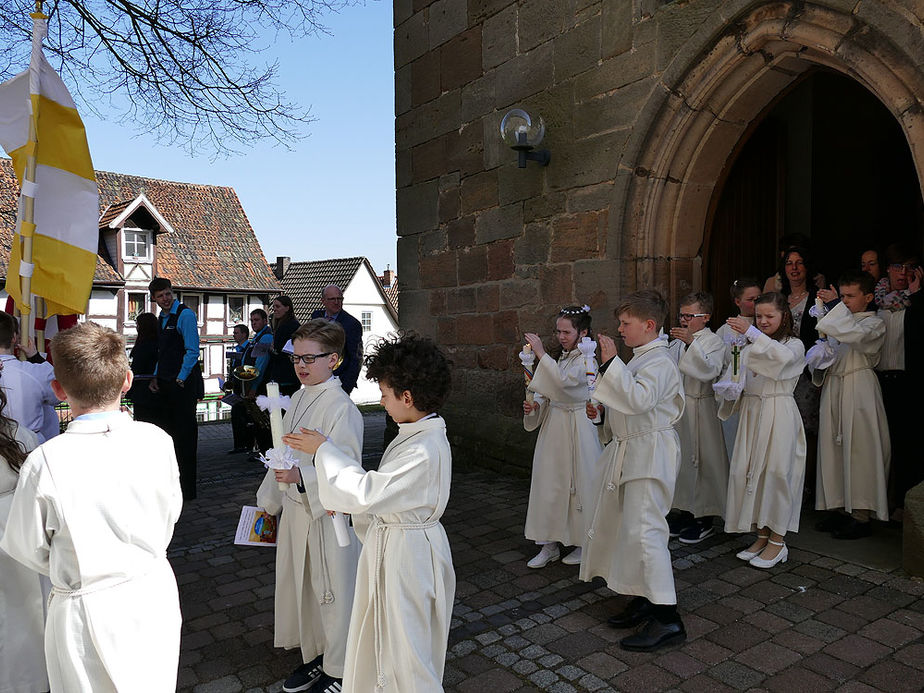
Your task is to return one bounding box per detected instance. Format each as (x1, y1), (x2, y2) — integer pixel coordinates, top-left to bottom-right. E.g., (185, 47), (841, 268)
(282, 655), (324, 693)
(678, 519), (715, 544)
(667, 511), (695, 538)
(308, 673), (343, 693)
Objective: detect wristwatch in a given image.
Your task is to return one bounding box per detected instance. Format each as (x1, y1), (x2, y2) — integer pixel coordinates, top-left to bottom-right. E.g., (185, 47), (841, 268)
(176, 378), (185, 388)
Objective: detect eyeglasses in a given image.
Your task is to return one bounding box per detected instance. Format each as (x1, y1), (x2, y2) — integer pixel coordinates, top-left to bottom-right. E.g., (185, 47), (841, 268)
(888, 263), (917, 272)
(324, 295), (344, 302)
(288, 352), (333, 365)
(678, 313), (709, 321)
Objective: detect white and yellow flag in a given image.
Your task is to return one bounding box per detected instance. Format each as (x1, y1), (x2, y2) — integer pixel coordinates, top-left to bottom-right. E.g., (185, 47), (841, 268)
(0, 13), (98, 317)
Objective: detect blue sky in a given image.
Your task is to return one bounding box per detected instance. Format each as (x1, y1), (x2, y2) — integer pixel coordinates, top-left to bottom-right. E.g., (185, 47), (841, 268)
(81, 1), (397, 276)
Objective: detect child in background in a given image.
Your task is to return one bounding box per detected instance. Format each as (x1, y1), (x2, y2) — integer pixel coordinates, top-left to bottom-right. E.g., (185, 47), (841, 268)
(812, 271), (889, 539)
(667, 291), (729, 544)
(0, 390), (45, 693)
(296, 332), (454, 692)
(582, 290), (686, 653)
(1, 322), (183, 691)
(522, 306), (603, 568)
(265, 319), (363, 693)
(718, 293), (806, 569)
(716, 278), (762, 460)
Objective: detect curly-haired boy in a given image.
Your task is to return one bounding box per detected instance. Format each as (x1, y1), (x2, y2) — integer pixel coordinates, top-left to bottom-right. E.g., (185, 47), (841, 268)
(299, 332), (454, 692)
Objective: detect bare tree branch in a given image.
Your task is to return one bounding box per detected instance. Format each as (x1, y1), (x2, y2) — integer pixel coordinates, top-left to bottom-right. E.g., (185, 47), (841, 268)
(0, 0), (358, 155)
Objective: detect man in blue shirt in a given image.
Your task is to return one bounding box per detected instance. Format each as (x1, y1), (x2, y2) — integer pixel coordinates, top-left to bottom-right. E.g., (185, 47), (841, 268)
(149, 277), (204, 500)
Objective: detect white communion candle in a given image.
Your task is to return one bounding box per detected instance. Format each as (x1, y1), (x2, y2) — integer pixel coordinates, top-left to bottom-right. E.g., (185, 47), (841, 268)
(330, 512), (351, 547)
(266, 382), (289, 491)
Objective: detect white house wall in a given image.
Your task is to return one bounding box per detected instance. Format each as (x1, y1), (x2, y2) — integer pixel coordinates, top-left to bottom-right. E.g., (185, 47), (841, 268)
(341, 265), (399, 405)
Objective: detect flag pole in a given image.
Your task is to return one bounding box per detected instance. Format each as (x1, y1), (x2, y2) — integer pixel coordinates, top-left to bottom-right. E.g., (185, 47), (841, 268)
(19, 0), (46, 339)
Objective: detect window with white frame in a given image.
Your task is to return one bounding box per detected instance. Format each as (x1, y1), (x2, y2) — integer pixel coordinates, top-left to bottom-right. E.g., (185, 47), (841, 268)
(227, 295), (245, 325)
(126, 292), (147, 322)
(361, 311), (372, 332)
(123, 229), (152, 261)
(182, 294), (203, 325)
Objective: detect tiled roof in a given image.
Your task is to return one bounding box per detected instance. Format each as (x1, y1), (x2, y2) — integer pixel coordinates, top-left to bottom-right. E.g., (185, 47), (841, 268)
(281, 257), (366, 322)
(382, 281), (399, 312)
(0, 158), (280, 294)
(0, 161), (124, 285)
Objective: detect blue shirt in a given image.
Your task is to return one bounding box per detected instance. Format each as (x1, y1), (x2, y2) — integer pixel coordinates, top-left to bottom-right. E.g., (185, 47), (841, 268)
(247, 326), (274, 393)
(158, 299), (200, 382)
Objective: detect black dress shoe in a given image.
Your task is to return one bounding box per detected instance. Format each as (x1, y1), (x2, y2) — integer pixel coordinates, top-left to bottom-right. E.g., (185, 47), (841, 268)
(607, 597), (654, 629)
(814, 512), (850, 533)
(833, 518), (872, 540)
(620, 617), (687, 652)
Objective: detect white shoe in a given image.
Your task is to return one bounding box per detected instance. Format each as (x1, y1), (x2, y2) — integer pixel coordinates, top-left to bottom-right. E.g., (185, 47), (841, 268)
(527, 544), (560, 568)
(736, 534), (770, 561)
(749, 540), (788, 569)
(562, 547), (582, 565)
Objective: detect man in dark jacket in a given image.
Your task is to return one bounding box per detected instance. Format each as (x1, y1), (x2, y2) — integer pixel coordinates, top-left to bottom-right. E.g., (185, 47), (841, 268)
(310, 284), (363, 393)
(149, 276), (204, 500)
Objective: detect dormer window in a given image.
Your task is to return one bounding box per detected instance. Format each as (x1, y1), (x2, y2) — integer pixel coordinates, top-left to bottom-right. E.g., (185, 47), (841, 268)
(123, 228), (152, 261)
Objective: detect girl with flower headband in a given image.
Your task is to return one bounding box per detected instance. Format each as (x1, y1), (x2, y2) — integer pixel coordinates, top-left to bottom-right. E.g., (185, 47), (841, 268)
(522, 304), (603, 568)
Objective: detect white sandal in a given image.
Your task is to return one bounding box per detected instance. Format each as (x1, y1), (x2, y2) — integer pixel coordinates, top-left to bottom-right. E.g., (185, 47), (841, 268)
(749, 539), (788, 568)
(735, 533), (770, 561)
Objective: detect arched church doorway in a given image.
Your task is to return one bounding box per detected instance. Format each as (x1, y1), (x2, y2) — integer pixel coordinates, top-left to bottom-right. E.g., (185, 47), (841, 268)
(705, 70), (924, 321)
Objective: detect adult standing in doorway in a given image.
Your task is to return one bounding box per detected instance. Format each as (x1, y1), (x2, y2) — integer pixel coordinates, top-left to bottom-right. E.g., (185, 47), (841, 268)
(310, 284), (363, 394)
(149, 277), (204, 500)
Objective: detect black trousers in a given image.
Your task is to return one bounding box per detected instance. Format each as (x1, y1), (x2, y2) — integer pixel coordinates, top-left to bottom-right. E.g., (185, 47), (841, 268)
(878, 371), (918, 510)
(157, 379), (199, 500)
(230, 401), (255, 450)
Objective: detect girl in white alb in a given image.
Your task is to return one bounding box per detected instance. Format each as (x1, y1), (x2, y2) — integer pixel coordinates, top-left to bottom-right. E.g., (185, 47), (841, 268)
(716, 292), (806, 569)
(522, 306), (603, 568)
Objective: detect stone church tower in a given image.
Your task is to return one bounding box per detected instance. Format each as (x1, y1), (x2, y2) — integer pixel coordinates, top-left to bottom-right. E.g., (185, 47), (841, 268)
(393, 0), (924, 472)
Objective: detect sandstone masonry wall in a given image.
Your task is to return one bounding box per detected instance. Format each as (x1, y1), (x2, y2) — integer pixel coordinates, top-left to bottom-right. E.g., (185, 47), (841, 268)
(394, 0), (924, 472)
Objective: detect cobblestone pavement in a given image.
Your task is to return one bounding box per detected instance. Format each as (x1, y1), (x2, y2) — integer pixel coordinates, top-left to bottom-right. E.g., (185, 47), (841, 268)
(174, 417), (924, 692)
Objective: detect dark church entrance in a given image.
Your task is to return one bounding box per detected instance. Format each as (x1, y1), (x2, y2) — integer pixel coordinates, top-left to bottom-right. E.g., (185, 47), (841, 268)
(704, 70), (924, 321)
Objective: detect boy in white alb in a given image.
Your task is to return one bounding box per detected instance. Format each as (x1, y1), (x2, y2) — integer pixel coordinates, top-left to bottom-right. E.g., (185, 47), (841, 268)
(297, 333), (455, 692)
(0, 322), (183, 692)
(261, 319), (363, 693)
(812, 270), (890, 539)
(667, 292), (729, 543)
(582, 290), (686, 652)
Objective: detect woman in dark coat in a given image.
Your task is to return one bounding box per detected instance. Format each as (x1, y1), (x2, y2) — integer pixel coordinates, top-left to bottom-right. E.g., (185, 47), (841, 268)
(127, 312), (160, 425)
(268, 295), (301, 396)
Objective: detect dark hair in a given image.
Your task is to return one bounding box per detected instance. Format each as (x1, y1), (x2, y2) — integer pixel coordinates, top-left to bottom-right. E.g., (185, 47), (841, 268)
(615, 289), (669, 331)
(730, 277), (760, 300)
(148, 277), (172, 296)
(271, 295), (296, 324)
(679, 291), (714, 315)
(134, 312), (159, 343)
(292, 318), (345, 356)
(557, 306), (592, 337)
(779, 247), (814, 296)
(250, 308), (268, 321)
(0, 311), (16, 349)
(0, 388), (28, 473)
(754, 292), (795, 341)
(884, 242), (919, 266)
(233, 323), (249, 337)
(838, 270), (876, 296)
(364, 331), (451, 413)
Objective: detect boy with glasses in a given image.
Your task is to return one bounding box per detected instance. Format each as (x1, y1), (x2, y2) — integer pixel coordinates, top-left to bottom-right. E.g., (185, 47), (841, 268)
(667, 291), (729, 544)
(258, 319), (363, 693)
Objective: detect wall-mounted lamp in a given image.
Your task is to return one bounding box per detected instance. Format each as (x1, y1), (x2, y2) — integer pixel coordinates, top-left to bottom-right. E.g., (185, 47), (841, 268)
(500, 108), (550, 168)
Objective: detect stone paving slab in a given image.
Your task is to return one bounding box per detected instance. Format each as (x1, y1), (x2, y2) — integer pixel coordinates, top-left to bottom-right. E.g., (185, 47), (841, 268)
(173, 418), (924, 692)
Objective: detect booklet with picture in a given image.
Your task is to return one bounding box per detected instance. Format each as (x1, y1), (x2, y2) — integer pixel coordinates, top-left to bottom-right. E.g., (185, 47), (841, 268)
(234, 505), (278, 546)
